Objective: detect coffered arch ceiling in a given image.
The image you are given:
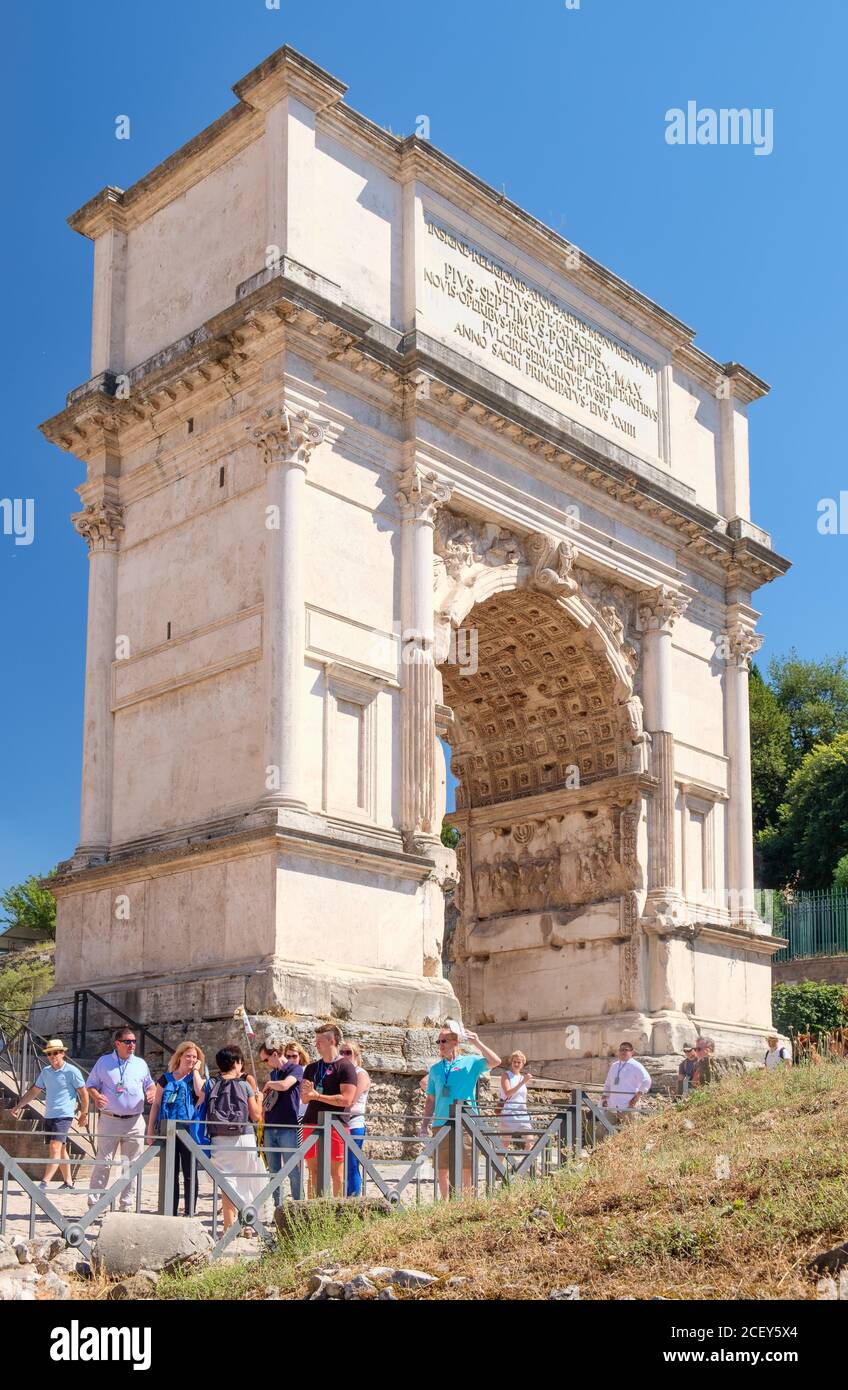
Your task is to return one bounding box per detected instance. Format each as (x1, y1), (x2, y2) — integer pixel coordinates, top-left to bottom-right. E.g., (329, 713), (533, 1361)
(441, 588), (623, 811)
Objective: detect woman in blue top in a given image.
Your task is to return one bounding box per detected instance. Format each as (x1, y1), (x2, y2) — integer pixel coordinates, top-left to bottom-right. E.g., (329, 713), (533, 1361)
(146, 1041), (208, 1216)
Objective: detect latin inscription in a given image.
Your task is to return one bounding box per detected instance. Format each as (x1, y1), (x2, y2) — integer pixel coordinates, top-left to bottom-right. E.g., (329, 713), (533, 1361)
(423, 219), (661, 456)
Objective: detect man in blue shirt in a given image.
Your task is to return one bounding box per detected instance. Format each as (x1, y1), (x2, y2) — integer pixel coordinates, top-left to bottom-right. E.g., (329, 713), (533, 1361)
(420, 1025), (501, 1199)
(11, 1039), (88, 1190)
(86, 1027), (155, 1211)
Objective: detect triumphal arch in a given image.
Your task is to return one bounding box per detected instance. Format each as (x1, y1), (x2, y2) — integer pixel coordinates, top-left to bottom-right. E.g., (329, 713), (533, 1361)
(40, 47), (789, 1076)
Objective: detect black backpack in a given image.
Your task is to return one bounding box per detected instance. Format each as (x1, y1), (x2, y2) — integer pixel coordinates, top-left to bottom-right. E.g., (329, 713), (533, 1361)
(206, 1078), (249, 1137)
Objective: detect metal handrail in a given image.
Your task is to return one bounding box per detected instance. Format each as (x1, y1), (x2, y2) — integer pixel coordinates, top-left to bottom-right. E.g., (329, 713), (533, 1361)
(71, 987), (175, 1061)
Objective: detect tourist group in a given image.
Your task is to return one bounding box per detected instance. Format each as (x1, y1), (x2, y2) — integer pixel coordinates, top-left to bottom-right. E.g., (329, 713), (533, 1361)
(10, 1023), (791, 1229)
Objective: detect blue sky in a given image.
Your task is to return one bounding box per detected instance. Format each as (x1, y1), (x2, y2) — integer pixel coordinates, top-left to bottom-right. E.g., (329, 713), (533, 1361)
(1, 0), (845, 899)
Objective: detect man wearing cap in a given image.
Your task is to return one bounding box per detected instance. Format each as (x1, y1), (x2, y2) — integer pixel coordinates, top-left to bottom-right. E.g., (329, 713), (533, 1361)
(86, 1027), (155, 1211)
(764, 1034), (791, 1069)
(11, 1040), (88, 1190)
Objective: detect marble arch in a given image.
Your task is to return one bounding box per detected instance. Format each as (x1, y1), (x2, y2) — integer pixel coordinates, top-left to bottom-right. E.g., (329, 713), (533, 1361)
(37, 46), (790, 1078)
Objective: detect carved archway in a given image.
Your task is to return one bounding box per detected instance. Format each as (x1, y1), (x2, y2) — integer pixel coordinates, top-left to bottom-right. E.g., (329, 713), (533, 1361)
(433, 510), (651, 1014)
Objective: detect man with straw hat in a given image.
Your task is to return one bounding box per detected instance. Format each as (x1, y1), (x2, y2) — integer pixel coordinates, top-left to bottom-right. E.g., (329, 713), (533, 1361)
(11, 1039), (88, 1190)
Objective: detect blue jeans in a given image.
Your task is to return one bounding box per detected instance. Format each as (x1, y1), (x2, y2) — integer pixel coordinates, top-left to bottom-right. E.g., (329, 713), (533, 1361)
(264, 1125), (302, 1203)
(347, 1125), (367, 1197)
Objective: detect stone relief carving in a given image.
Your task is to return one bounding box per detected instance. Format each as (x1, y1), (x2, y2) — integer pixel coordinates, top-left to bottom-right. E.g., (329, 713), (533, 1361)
(71, 500), (125, 552)
(525, 533), (579, 597)
(725, 623), (764, 667)
(467, 796), (640, 920)
(248, 404), (324, 468)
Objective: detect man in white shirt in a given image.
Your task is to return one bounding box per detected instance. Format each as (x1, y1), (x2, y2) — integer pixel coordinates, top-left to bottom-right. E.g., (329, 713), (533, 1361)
(764, 1034), (791, 1069)
(601, 1042), (652, 1112)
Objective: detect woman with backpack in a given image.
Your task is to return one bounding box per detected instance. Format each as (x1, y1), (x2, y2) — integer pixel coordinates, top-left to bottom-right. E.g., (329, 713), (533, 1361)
(146, 1041), (208, 1217)
(206, 1044), (265, 1233)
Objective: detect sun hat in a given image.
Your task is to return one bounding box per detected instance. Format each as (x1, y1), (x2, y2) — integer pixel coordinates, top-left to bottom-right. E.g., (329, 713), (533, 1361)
(42, 1039), (68, 1054)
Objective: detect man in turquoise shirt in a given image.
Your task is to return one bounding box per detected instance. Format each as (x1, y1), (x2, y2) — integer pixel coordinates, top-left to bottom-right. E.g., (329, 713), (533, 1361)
(421, 1025), (501, 1199)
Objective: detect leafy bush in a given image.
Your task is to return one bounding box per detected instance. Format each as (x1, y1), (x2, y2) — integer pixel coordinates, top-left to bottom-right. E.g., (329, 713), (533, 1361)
(772, 980), (848, 1037)
(0, 944), (55, 1016)
(834, 855), (848, 892)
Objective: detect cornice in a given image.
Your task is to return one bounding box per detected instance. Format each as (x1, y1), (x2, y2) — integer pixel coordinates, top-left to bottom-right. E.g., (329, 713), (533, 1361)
(63, 45), (766, 399)
(40, 265), (790, 594)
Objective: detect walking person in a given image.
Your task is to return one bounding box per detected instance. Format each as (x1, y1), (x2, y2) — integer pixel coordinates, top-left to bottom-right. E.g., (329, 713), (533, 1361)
(498, 1051), (535, 1155)
(206, 1045), (265, 1233)
(146, 1041), (208, 1216)
(340, 1041), (371, 1197)
(260, 1038), (306, 1204)
(11, 1039), (88, 1191)
(300, 1024), (357, 1197)
(601, 1041), (652, 1113)
(420, 1026), (501, 1199)
(86, 1028), (156, 1211)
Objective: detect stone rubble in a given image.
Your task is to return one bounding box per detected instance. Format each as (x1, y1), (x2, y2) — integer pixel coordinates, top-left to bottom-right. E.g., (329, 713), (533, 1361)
(304, 1264), (440, 1300)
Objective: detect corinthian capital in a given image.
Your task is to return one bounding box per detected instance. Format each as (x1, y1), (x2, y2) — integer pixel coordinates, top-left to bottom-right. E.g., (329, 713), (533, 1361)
(71, 500), (124, 552)
(636, 584), (688, 634)
(725, 623), (764, 667)
(395, 464), (452, 524)
(248, 405), (324, 470)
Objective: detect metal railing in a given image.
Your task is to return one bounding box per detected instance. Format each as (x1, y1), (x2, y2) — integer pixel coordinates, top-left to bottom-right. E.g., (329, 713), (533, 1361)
(0, 1090), (617, 1261)
(759, 889), (848, 962)
(0, 1008), (91, 1101)
(71, 988), (175, 1061)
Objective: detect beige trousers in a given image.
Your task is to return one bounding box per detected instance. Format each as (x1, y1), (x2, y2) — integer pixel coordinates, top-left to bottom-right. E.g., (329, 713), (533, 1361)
(88, 1114), (146, 1209)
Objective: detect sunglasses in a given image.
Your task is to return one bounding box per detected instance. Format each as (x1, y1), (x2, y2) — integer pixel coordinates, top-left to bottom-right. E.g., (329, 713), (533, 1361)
(437, 1037), (454, 1044)
(117, 1038), (137, 1045)
(340, 1049), (354, 1056)
(45, 1050), (65, 1057)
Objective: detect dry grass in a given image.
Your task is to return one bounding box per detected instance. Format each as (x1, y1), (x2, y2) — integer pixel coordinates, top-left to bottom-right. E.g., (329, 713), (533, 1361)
(156, 1065), (848, 1301)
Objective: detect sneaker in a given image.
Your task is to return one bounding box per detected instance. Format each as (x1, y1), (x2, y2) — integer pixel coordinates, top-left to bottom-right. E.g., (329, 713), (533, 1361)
(58, 1182), (75, 1191)
(37, 1181), (48, 1190)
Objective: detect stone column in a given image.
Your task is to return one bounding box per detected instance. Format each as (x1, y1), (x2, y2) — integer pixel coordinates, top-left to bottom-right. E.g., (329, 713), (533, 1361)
(637, 585), (688, 914)
(250, 405), (324, 811)
(72, 499), (124, 858)
(396, 463), (452, 846)
(725, 621), (763, 923)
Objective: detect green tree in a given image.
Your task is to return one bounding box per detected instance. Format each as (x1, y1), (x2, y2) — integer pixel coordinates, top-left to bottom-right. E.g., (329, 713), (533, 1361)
(440, 820), (460, 849)
(0, 871), (57, 941)
(749, 665), (793, 833)
(833, 854), (848, 892)
(758, 734), (848, 889)
(768, 651), (848, 766)
(772, 981), (848, 1037)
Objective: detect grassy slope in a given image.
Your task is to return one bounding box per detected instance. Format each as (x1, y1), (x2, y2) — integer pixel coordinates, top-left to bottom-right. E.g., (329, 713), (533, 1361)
(158, 1065), (848, 1301)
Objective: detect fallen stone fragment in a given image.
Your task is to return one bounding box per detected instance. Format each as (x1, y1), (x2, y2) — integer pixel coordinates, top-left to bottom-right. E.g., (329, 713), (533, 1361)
(93, 1213), (212, 1276)
(366, 1266), (396, 1281)
(39, 1271), (71, 1300)
(447, 1276), (469, 1286)
(344, 1274), (377, 1300)
(106, 1271), (158, 1301)
(0, 1277), (36, 1301)
(389, 1268), (438, 1290)
(48, 1247), (86, 1276)
(548, 1285), (580, 1300)
(0, 1237), (19, 1273)
(808, 1243), (848, 1275)
(378, 1286), (398, 1300)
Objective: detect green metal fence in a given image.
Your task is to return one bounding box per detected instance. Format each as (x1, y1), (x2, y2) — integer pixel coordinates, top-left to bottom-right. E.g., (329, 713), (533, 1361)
(758, 889), (848, 962)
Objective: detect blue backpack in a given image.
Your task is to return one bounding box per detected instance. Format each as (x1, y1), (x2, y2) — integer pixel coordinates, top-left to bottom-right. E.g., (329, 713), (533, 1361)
(159, 1072), (196, 1126)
